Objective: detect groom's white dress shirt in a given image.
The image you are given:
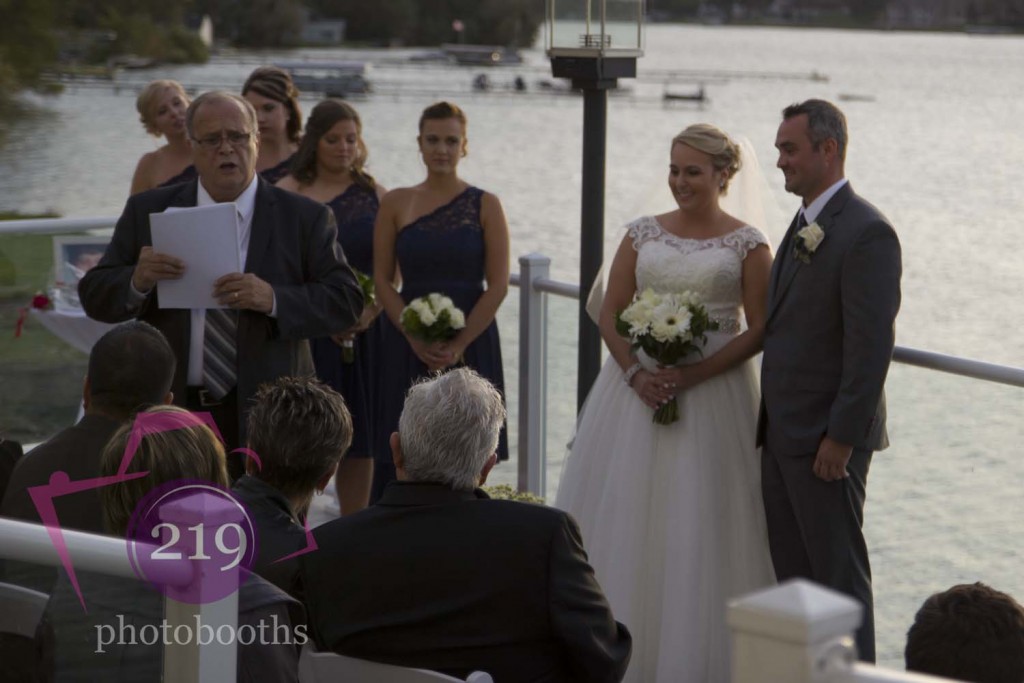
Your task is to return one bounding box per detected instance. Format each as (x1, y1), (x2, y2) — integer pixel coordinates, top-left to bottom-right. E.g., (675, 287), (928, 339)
(800, 178), (848, 224)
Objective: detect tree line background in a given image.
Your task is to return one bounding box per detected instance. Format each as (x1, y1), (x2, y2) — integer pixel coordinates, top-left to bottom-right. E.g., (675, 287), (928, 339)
(0, 0), (543, 102)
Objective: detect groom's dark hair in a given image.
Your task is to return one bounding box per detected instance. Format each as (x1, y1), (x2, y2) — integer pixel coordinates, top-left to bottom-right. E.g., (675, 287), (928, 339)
(782, 99), (847, 162)
(905, 582), (1024, 683)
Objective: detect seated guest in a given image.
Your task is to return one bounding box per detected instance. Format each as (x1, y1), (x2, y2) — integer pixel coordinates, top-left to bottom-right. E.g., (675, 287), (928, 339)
(38, 405), (303, 682)
(302, 368), (632, 683)
(2, 320), (175, 534)
(905, 582), (1024, 683)
(232, 376), (352, 597)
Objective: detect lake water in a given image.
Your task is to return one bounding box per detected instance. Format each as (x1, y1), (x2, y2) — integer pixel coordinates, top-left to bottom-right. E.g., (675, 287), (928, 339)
(2, 24), (1023, 670)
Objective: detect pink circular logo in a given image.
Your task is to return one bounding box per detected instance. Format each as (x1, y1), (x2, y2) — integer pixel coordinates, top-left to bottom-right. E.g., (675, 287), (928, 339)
(126, 479), (258, 604)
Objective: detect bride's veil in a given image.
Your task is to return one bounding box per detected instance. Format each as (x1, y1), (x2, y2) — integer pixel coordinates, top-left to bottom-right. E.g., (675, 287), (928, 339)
(584, 133), (783, 322)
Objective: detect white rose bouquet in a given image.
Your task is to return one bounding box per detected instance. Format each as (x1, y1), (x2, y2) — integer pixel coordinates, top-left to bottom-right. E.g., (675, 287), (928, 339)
(615, 288), (718, 424)
(400, 293), (466, 344)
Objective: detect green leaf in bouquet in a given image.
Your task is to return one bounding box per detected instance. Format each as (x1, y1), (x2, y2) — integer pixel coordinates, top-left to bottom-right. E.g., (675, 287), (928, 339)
(353, 269), (375, 306)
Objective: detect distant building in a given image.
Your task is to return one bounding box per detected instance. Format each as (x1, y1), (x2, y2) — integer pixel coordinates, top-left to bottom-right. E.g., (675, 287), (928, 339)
(886, 0), (968, 28)
(299, 8), (346, 45)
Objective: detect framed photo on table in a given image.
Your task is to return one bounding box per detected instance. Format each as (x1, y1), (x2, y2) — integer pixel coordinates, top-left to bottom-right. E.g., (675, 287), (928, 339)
(52, 235), (110, 310)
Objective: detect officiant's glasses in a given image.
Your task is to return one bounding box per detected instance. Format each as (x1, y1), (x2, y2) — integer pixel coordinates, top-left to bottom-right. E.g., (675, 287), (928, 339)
(191, 130), (254, 150)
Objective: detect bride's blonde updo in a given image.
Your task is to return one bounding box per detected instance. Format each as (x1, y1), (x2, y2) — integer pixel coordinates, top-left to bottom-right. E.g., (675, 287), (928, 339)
(672, 124), (742, 194)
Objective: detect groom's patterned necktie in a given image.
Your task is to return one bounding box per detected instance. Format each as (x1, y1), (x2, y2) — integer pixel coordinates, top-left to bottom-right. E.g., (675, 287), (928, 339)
(775, 211), (807, 295)
(793, 210), (808, 239)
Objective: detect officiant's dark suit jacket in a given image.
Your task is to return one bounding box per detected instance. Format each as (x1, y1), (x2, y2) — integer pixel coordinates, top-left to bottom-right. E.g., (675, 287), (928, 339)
(78, 178), (363, 442)
(758, 182), (901, 455)
(301, 482), (632, 683)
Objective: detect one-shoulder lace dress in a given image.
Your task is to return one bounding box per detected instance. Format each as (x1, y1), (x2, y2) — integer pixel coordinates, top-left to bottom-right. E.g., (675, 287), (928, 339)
(371, 187), (508, 501)
(555, 216), (777, 683)
(311, 182), (380, 460)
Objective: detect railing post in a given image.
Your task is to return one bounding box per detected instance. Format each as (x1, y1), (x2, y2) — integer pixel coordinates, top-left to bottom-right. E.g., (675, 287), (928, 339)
(728, 579), (860, 683)
(159, 492), (241, 683)
(518, 253), (550, 498)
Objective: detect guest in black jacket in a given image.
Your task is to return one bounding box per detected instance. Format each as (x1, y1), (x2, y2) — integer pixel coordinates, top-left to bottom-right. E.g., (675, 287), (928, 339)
(232, 377), (352, 598)
(302, 368), (632, 683)
(2, 320), (175, 535)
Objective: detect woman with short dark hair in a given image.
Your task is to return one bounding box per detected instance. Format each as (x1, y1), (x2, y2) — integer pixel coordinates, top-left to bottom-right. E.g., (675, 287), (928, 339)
(242, 66), (302, 183)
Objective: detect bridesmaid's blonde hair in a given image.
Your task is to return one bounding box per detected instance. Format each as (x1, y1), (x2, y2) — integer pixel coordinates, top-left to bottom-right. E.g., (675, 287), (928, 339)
(136, 80), (189, 136)
(672, 124), (742, 194)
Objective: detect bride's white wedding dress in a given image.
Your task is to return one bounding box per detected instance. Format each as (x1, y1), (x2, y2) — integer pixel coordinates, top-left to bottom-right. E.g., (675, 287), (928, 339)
(556, 216), (776, 683)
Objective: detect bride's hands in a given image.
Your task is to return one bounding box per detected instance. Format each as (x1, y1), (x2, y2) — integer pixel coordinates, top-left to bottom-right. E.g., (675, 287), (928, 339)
(631, 370), (675, 409)
(651, 365), (704, 395)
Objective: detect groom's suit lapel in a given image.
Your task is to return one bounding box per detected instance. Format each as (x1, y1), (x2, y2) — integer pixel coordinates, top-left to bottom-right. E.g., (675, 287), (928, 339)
(766, 212), (803, 322)
(766, 182), (854, 323)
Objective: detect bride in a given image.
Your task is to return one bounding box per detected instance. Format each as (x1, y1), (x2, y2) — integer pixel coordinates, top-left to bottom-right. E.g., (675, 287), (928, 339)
(555, 123), (777, 682)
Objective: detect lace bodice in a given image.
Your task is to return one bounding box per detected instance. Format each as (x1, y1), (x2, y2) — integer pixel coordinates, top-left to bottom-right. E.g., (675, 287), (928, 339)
(396, 187), (486, 306)
(328, 183), (379, 275)
(629, 216), (769, 330)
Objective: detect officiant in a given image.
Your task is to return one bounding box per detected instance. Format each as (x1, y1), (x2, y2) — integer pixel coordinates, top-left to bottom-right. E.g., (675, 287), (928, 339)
(80, 91), (363, 477)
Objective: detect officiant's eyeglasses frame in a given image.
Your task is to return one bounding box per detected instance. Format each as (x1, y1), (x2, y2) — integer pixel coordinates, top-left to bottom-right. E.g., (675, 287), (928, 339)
(190, 130), (255, 150)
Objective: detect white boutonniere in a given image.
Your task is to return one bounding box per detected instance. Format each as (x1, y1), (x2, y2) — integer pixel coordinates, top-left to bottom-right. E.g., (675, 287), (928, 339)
(793, 221), (825, 264)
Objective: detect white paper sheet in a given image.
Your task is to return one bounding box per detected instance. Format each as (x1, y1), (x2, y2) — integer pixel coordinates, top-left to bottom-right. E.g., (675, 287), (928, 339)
(150, 203), (240, 309)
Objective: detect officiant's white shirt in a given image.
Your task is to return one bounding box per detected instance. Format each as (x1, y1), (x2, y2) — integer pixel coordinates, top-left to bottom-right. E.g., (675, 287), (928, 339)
(184, 176), (260, 385)
(800, 178), (848, 224)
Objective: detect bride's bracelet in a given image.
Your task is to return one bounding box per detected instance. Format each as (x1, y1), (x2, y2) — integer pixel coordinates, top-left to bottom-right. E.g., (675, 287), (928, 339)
(623, 362), (643, 387)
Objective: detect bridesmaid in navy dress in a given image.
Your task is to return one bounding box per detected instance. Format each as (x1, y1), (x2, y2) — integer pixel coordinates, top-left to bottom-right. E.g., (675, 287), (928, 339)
(371, 101), (510, 502)
(243, 66), (302, 184)
(277, 100), (386, 514)
(129, 80), (196, 194)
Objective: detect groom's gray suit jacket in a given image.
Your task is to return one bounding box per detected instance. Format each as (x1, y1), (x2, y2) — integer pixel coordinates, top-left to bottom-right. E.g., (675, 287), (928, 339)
(758, 181), (902, 455)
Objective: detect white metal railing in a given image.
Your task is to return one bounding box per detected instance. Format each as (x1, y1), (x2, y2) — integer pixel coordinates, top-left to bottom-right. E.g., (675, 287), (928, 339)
(728, 580), (955, 683)
(0, 216), (118, 235)
(0, 513), (239, 682)
(513, 254), (1024, 498)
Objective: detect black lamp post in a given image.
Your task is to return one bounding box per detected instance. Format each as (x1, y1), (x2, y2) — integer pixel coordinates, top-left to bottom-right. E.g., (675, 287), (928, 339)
(546, 0), (644, 412)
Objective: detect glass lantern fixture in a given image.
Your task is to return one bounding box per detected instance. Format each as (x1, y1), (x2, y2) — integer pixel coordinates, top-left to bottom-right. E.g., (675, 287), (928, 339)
(546, 0), (644, 84)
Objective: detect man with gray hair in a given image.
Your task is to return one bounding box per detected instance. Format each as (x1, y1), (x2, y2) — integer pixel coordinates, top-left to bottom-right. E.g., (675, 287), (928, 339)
(302, 367), (632, 682)
(80, 90), (363, 475)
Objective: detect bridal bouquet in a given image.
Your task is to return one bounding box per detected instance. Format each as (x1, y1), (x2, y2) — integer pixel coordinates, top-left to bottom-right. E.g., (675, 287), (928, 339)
(401, 293), (466, 343)
(615, 288), (718, 425)
(341, 269), (376, 364)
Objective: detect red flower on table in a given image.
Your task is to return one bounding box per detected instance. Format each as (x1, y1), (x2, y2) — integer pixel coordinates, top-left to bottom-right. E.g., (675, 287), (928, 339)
(14, 291), (54, 337)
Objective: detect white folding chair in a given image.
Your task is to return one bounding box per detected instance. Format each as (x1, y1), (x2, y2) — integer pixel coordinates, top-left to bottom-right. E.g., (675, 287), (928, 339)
(0, 580), (48, 638)
(298, 642), (493, 683)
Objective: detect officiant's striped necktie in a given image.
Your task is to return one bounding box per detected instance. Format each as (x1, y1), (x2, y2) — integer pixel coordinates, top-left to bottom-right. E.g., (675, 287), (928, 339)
(203, 308), (238, 400)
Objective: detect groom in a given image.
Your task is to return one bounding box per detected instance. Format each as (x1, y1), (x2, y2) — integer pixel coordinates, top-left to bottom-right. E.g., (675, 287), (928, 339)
(758, 99), (902, 662)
